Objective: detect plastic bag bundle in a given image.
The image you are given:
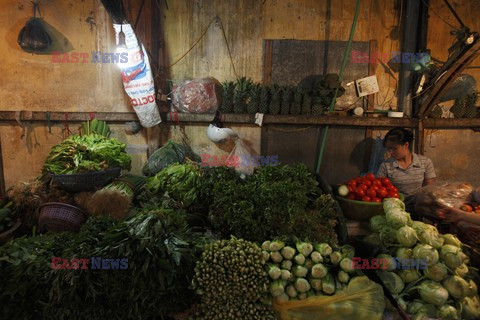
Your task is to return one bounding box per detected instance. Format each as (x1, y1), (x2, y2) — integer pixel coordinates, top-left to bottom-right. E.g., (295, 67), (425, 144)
(17, 17), (52, 52)
(142, 140), (201, 176)
(227, 138), (255, 178)
(172, 78), (221, 114)
(414, 180), (474, 216)
(273, 276), (385, 320)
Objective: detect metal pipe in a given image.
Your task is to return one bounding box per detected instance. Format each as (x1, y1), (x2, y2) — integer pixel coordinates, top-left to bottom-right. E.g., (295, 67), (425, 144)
(397, 0), (421, 115)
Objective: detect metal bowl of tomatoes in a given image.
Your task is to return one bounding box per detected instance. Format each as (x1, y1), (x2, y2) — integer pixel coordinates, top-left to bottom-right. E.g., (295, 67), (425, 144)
(336, 174), (404, 221)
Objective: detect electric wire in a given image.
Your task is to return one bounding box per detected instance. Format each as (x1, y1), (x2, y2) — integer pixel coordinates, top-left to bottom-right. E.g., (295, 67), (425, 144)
(421, 0), (460, 31)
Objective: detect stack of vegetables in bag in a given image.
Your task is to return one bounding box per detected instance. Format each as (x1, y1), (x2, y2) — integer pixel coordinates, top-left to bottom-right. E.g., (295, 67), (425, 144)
(261, 240), (357, 302)
(368, 198), (480, 320)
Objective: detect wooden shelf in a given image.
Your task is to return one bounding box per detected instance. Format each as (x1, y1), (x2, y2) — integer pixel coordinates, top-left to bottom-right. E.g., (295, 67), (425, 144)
(1, 111), (479, 129)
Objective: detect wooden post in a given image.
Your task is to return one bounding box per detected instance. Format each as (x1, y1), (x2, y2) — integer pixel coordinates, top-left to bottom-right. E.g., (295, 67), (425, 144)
(0, 136), (5, 197)
(364, 40), (378, 171)
(263, 40), (273, 86)
(416, 118), (425, 155)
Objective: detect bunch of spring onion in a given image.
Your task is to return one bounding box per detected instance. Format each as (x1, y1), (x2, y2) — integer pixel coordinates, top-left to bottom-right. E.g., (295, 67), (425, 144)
(192, 238), (276, 320)
(261, 240), (357, 302)
(368, 198), (480, 320)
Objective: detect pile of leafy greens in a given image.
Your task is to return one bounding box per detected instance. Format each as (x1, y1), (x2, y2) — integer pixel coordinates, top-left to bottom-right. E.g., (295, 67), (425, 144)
(43, 134), (131, 174)
(201, 164), (339, 244)
(0, 210), (203, 319)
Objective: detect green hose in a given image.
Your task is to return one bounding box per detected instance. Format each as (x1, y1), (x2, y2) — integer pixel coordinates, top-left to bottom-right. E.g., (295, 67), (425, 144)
(315, 0), (363, 174)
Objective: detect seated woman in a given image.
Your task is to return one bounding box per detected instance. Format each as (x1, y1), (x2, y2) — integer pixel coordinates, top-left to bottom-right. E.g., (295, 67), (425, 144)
(376, 127), (436, 212)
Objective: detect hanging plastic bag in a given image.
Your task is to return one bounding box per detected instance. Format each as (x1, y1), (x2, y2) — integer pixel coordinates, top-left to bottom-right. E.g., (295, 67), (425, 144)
(113, 24), (161, 128)
(226, 138), (255, 178)
(273, 276), (385, 320)
(17, 3), (52, 52)
(172, 77), (221, 114)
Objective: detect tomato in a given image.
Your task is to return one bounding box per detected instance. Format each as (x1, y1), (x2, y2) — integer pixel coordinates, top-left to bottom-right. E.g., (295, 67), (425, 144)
(346, 193), (356, 200)
(366, 173), (376, 181)
(357, 184), (368, 191)
(387, 185), (398, 193)
(388, 191), (399, 199)
(362, 196), (372, 202)
(371, 185), (379, 192)
(366, 189), (377, 198)
(363, 180), (372, 187)
(373, 179), (382, 187)
(377, 188), (388, 199)
(372, 197), (382, 203)
(355, 188), (366, 197)
(348, 185), (355, 193)
(380, 177), (391, 186)
(348, 180), (357, 188)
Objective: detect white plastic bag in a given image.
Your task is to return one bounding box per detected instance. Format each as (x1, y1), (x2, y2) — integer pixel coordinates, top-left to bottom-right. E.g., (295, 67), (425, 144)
(227, 138), (255, 178)
(113, 24), (161, 128)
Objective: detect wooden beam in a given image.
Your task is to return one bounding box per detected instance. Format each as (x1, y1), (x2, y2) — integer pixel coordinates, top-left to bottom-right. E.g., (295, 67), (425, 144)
(364, 39), (378, 171)
(416, 119), (425, 155)
(0, 112), (138, 122)
(0, 136), (5, 198)
(263, 40), (273, 85)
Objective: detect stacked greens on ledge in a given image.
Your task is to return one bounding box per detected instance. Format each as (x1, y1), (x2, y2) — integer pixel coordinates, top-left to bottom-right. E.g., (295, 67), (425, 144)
(43, 133), (131, 174)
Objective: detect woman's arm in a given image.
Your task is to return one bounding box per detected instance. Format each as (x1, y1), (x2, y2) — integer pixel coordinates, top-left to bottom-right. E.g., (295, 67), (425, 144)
(423, 178), (435, 186)
(437, 207), (480, 225)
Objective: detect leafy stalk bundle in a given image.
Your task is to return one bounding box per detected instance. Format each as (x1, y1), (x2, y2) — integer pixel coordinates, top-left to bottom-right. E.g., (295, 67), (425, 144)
(43, 134), (131, 174)
(203, 164), (339, 244)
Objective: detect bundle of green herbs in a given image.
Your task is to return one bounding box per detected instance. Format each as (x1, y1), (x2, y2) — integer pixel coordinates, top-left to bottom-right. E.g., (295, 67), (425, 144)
(0, 209), (203, 319)
(43, 134), (131, 174)
(202, 164), (339, 244)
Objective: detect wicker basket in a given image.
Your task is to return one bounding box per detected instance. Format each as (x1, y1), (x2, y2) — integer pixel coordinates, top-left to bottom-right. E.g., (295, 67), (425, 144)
(38, 202), (87, 233)
(49, 167), (121, 192)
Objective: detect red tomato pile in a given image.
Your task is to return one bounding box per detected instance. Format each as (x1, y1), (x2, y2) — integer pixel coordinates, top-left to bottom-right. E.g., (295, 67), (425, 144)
(344, 173), (399, 202)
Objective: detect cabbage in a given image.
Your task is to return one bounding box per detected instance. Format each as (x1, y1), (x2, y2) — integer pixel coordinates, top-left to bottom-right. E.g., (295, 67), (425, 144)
(385, 208), (409, 228)
(443, 233), (462, 247)
(399, 269), (421, 284)
(455, 263), (469, 278)
(378, 271), (404, 294)
(416, 281), (449, 306)
(415, 224), (444, 249)
(437, 305), (460, 320)
(467, 280), (478, 297)
(417, 304), (438, 318)
(340, 244), (355, 259)
(423, 263), (448, 281)
(383, 198), (405, 212)
(380, 226), (398, 244)
(407, 300), (425, 314)
(369, 215), (387, 232)
(396, 247), (413, 260)
(412, 244), (439, 266)
(441, 244), (464, 269)
(396, 226), (418, 247)
(443, 275), (469, 299)
(363, 233), (382, 246)
(461, 295), (480, 320)
(377, 253), (396, 270)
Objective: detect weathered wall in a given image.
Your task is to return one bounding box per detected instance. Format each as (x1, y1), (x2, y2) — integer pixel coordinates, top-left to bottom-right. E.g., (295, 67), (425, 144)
(0, 0), (143, 188)
(1, 0), (480, 189)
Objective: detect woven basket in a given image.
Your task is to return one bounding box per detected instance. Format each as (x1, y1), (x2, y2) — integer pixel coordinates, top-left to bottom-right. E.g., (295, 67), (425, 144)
(38, 202), (87, 233)
(49, 167), (121, 193)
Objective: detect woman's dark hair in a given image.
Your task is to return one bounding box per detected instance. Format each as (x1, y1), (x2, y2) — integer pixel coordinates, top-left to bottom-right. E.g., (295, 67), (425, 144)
(383, 127), (414, 149)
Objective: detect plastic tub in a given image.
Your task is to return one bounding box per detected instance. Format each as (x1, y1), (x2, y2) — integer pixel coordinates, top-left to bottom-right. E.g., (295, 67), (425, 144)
(337, 194), (405, 221)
